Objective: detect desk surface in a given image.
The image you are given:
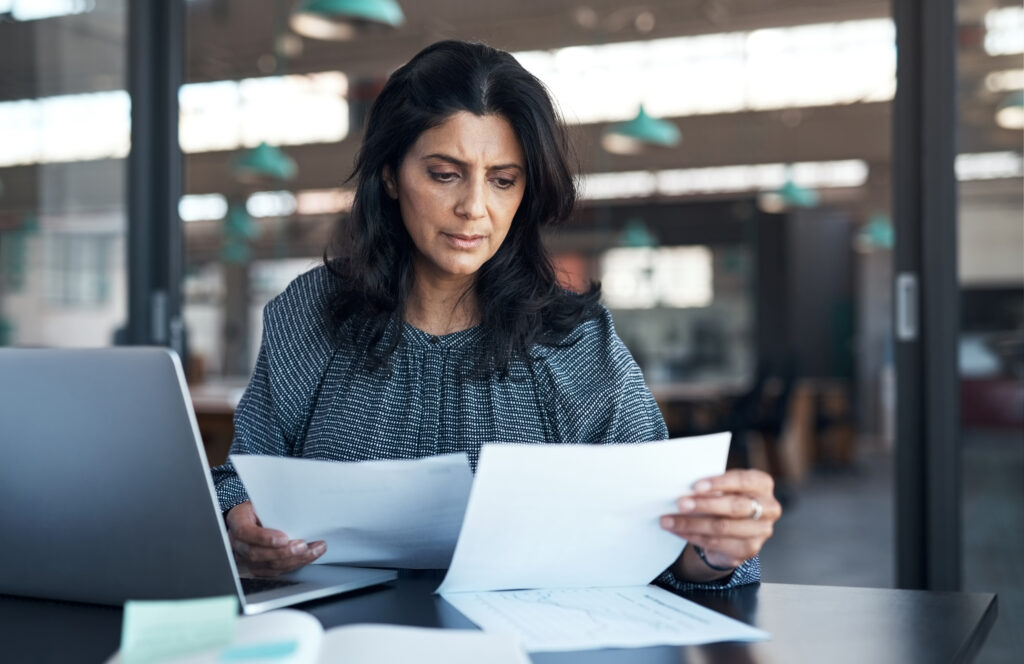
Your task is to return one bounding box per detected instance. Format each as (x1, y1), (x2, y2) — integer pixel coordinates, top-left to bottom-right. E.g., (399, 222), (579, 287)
(0, 579), (996, 664)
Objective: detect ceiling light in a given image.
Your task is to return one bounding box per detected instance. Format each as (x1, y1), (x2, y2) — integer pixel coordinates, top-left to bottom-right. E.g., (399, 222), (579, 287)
(995, 91), (1024, 130)
(232, 142), (297, 184)
(601, 106), (681, 155)
(290, 0), (405, 41)
(757, 172), (820, 213)
(619, 218), (658, 248)
(776, 179), (820, 207)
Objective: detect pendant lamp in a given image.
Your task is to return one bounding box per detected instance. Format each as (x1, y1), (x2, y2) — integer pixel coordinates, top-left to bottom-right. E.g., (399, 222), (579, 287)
(620, 218), (659, 248)
(776, 179), (820, 208)
(290, 0), (405, 41)
(758, 170), (820, 213)
(995, 91), (1024, 130)
(232, 142), (297, 185)
(602, 105), (681, 155)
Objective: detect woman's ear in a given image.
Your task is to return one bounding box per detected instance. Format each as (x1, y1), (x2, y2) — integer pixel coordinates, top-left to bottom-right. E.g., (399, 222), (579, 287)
(381, 166), (398, 199)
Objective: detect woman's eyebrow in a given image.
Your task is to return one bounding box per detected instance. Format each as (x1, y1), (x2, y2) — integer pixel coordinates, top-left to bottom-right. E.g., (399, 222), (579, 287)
(422, 153), (523, 171)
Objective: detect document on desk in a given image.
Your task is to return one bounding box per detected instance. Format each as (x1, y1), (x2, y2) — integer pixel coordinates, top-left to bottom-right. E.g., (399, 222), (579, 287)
(437, 433), (732, 593)
(231, 453), (473, 569)
(441, 586), (769, 652)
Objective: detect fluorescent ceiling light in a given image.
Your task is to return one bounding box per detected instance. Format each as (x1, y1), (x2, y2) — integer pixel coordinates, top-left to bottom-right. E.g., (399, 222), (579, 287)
(985, 69), (1024, 93)
(985, 7), (1024, 56)
(580, 160), (869, 201)
(0, 0), (93, 21)
(246, 191), (297, 218)
(515, 19), (896, 125)
(956, 152), (1024, 181)
(179, 194), (228, 222)
(0, 72), (348, 167)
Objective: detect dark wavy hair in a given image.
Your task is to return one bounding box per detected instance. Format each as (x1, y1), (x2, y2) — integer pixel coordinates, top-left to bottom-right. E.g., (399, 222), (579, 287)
(324, 40), (601, 376)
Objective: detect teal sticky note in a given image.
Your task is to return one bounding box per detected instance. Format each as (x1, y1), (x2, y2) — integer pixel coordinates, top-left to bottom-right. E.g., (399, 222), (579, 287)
(219, 640), (299, 661)
(120, 595), (238, 664)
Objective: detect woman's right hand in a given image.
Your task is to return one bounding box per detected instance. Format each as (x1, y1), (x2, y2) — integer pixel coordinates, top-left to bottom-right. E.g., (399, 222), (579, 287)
(225, 501), (327, 576)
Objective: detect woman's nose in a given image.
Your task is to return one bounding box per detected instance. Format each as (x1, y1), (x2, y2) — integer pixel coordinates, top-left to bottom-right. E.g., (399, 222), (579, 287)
(456, 178), (487, 220)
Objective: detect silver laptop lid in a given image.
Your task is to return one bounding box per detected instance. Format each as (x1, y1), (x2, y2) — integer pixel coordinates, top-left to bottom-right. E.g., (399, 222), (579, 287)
(0, 347), (244, 606)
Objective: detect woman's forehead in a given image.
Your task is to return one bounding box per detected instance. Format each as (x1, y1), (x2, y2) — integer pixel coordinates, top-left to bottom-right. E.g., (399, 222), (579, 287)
(408, 111), (524, 168)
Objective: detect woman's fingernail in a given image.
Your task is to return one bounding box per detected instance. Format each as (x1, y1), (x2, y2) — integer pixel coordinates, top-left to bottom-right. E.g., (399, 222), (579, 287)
(679, 498), (696, 512)
(271, 535), (288, 547)
(312, 543), (326, 556)
(289, 541), (307, 555)
(660, 516), (674, 529)
(694, 480), (712, 492)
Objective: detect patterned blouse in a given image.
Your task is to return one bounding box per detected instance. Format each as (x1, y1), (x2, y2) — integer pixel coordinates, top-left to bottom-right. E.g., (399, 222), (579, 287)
(212, 266), (760, 591)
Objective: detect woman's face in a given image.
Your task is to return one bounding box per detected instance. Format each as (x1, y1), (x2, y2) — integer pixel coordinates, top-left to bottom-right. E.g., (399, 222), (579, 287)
(384, 111), (526, 283)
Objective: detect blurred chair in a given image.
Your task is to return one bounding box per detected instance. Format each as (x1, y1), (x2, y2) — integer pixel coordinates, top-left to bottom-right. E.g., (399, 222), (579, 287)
(813, 380), (855, 469)
(729, 357), (798, 504)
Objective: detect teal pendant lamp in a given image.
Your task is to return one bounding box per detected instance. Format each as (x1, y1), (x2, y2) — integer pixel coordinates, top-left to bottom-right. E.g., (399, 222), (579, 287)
(776, 178), (820, 208)
(290, 0), (405, 40)
(602, 105), (681, 155)
(854, 212), (895, 253)
(758, 171), (820, 214)
(221, 204), (262, 264)
(232, 142), (297, 185)
(995, 90), (1024, 130)
(620, 218), (659, 248)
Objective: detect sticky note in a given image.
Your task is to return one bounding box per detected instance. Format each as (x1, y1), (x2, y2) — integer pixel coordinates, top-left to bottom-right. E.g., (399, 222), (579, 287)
(219, 640), (299, 661)
(120, 595), (238, 664)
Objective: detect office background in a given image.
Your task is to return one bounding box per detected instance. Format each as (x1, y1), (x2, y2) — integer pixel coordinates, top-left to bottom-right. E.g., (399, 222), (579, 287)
(0, 1), (1020, 661)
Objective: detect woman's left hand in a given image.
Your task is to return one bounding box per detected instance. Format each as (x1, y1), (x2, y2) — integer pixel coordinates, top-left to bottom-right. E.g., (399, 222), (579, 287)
(660, 469), (782, 571)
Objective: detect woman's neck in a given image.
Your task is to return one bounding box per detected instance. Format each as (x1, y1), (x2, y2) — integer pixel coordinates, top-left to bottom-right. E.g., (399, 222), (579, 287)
(404, 266), (479, 336)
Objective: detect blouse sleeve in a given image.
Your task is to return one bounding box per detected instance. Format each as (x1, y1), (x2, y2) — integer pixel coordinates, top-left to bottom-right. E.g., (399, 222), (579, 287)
(210, 334), (293, 513)
(209, 266), (336, 513)
(655, 555), (761, 593)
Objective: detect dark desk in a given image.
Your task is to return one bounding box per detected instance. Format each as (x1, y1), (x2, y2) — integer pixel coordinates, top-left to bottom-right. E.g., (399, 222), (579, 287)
(0, 579), (997, 663)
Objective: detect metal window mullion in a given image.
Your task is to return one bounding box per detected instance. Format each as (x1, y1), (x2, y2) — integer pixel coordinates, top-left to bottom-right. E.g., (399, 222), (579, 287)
(892, 0), (960, 592)
(126, 0), (184, 356)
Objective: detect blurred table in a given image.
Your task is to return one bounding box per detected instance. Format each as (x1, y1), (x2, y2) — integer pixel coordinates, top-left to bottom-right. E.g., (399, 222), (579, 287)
(649, 379), (748, 438)
(648, 379), (749, 403)
(0, 579), (997, 663)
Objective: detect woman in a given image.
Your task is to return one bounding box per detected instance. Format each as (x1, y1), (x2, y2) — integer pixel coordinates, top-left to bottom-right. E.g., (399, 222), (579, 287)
(212, 40), (780, 588)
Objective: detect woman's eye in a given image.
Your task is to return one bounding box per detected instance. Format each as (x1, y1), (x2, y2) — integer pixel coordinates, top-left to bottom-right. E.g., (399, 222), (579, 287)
(430, 171), (458, 183)
(493, 178), (516, 190)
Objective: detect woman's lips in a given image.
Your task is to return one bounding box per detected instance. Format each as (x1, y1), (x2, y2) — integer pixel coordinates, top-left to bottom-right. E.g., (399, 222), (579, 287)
(443, 233), (485, 250)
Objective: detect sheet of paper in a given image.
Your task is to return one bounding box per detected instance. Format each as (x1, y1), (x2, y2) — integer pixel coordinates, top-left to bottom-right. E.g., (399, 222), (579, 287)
(441, 586), (770, 652)
(437, 433), (731, 593)
(117, 596), (238, 664)
(320, 625), (530, 664)
(232, 453), (473, 569)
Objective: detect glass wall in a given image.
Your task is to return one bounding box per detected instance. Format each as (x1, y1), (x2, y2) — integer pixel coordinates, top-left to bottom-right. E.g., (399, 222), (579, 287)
(169, 0), (906, 582)
(957, 4), (1024, 662)
(0, 0), (128, 347)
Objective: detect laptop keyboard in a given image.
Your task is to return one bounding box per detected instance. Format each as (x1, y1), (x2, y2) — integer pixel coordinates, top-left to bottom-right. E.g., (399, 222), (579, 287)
(240, 576), (302, 595)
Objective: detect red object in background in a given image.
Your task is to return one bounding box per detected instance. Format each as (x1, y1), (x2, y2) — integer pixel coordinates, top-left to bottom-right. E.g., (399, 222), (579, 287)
(961, 378), (1024, 429)
(551, 252), (590, 294)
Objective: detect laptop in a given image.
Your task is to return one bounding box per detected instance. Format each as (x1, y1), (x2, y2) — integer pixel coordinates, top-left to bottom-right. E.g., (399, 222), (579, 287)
(0, 347), (396, 614)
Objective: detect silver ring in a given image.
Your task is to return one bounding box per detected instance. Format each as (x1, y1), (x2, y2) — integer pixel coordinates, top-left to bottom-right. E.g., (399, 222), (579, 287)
(749, 498), (763, 521)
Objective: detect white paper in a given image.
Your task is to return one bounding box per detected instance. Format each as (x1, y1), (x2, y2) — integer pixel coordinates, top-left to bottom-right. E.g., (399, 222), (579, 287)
(441, 586), (769, 652)
(231, 453), (473, 569)
(437, 434), (731, 593)
(319, 625), (531, 664)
